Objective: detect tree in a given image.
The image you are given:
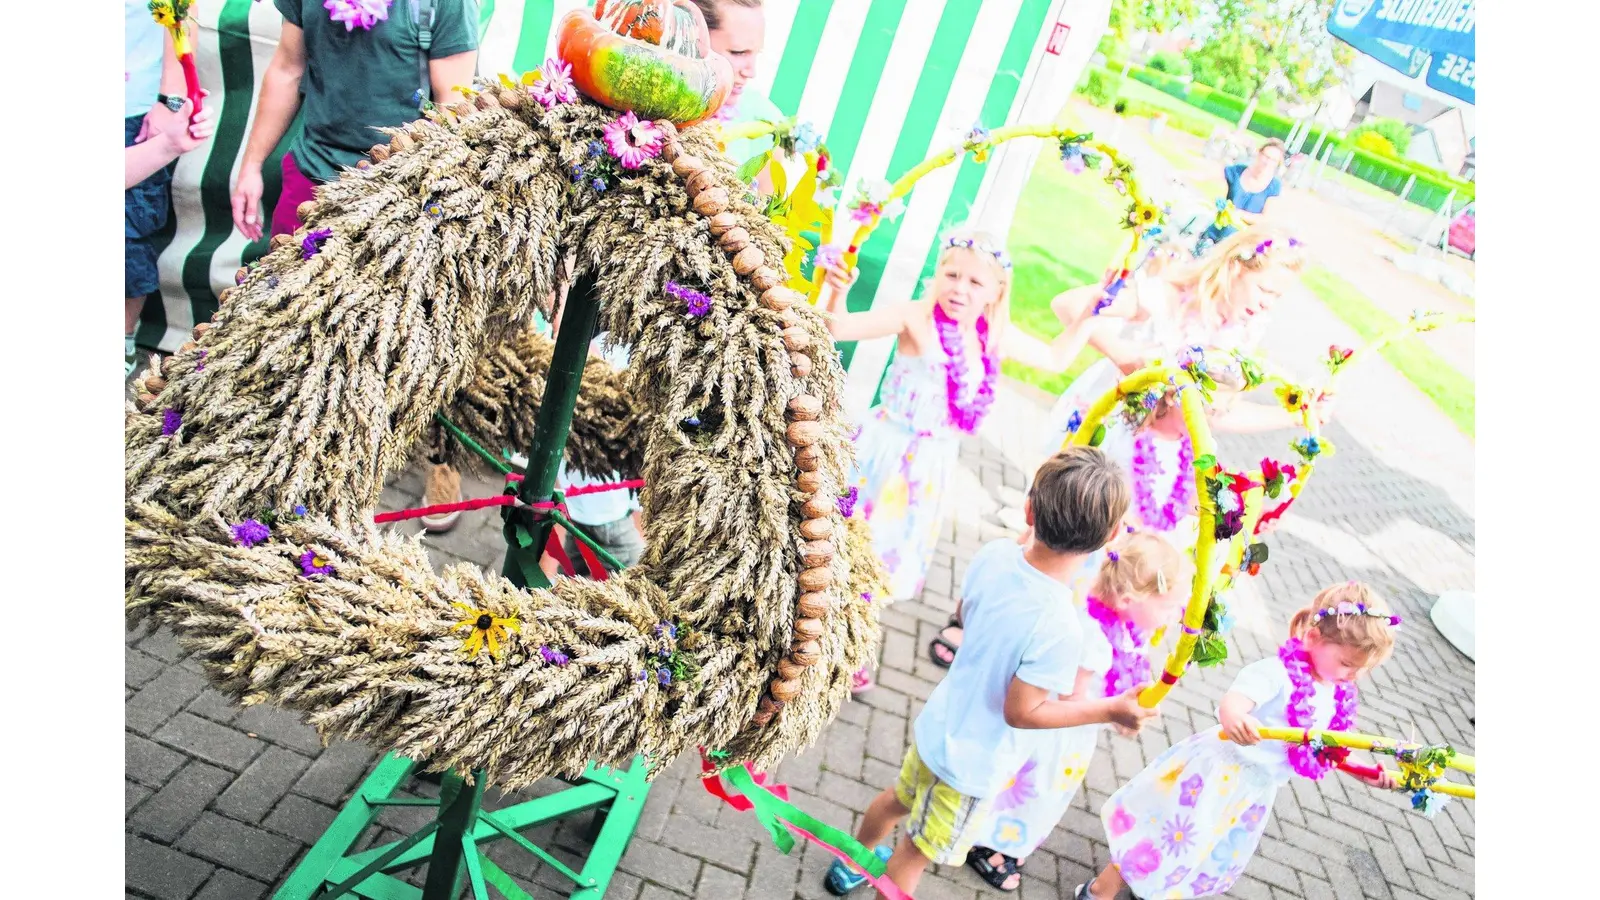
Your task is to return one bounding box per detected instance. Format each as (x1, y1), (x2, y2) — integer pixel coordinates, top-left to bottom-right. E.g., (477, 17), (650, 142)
(1185, 0), (1354, 114)
(1107, 0), (1199, 42)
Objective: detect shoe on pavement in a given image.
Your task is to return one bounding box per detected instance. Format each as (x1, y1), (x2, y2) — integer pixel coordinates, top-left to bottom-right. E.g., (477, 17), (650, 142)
(824, 845), (893, 896)
(420, 463), (463, 533)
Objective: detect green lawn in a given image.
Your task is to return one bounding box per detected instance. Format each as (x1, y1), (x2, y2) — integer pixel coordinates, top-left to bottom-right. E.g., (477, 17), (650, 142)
(1300, 266), (1475, 438)
(1002, 137), (1135, 394)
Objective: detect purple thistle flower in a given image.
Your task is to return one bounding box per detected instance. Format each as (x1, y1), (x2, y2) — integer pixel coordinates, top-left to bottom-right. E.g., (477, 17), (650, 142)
(666, 281), (713, 317)
(301, 227), (332, 260)
(299, 548), (334, 577)
(231, 519), (271, 548)
(837, 486), (859, 518)
(540, 645), (570, 666)
(161, 408), (182, 436)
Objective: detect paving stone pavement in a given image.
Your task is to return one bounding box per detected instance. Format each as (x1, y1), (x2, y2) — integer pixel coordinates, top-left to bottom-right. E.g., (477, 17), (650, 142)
(126, 385), (1474, 899)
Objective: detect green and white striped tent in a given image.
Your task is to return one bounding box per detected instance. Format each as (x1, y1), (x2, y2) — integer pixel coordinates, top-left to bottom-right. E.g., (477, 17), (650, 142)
(144, 0), (1109, 410)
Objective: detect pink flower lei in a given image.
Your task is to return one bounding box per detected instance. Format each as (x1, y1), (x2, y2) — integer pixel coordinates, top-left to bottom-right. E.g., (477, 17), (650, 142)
(1130, 432), (1193, 532)
(1279, 637), (1358, 780)
(931, 302), (998, 433)
(1086, 596), (1152, 699)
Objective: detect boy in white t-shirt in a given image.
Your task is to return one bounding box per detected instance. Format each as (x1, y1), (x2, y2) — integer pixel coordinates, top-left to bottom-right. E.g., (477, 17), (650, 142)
(824, 447), (1161, 899)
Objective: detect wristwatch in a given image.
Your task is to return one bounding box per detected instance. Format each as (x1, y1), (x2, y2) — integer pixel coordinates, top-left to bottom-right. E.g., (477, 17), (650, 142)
(156, 93), (186, 112)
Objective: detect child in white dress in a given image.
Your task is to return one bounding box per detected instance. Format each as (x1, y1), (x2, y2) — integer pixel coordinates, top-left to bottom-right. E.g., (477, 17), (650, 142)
(1076, 581), (1400, 900)
(966, 532), (1188, 892)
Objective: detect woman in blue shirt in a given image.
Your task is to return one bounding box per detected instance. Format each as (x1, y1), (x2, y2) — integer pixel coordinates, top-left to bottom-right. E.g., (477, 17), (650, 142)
(1198, 138), (1285, 251)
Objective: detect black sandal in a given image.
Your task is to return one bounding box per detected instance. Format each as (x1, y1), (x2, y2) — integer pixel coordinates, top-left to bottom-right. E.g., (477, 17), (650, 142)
(927, 614), (962, 669)
(966, 846), (1023, 892)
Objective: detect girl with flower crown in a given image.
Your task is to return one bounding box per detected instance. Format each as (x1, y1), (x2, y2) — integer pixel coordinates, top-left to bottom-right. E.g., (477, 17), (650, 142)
(1075, 581), (1400, 900)
(819, 227), (1054, 692)
(966, 532), (1187, 892)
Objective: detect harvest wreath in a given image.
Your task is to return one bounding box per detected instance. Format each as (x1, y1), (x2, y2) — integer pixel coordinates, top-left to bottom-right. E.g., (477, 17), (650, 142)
(125, 8), (888, 789)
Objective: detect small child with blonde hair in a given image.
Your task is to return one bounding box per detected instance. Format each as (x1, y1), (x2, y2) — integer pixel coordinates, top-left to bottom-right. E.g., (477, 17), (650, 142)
(966, 531), (1189, 891)
(1077, 581), (1400, 900)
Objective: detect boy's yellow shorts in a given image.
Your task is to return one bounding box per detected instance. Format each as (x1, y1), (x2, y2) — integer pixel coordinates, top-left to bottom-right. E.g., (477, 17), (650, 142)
(894, 743), (995, 865)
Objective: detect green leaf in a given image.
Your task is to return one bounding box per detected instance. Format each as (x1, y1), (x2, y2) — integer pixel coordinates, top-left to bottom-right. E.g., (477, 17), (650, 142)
(1193, 454), (1218, 473)
(1090, 424), (1108, 447)
(736, 151), (772, 185)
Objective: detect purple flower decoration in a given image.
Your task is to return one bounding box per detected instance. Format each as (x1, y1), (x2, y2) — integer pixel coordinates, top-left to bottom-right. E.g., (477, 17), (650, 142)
(994, 758), (1038, 811)
(531, 57), (577, 108)
(324, 0), (391, 32)
(603, 111), (665, 170)
(1106, 805), (1136, 838)
(231, 519), (271, 548)
(1176, 345), (1206, 371)
(1178, 774), (1204, 807)
(293, 504), (308, 517)
(657, 667), (672, 685)
(665, 282), (712, 317)
(860, 591), (874, 604)
(1117, 839), (1163, 881)
(814, 243), (846, 272)
(654, 622), (678, 640)
(1189, 874), (1221, 895)
(1060, 143), (1086, 174)
(299, 548), (334, 577)
(1161, 815), (1197, 855)
(161, 408), (182, 436)
(1065, 409), (1083, 434)
(540, 645), (570, 666)
(1241, 804), (1266, 830)
(301, 227), (332, 260)
(195, 349), (207, 372)
(1163, 867), (1191, 890)
(838, 486), (859, 518)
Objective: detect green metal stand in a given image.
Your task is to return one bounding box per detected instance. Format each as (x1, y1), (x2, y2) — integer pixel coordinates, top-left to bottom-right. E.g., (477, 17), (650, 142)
(274, 275), (653, 899)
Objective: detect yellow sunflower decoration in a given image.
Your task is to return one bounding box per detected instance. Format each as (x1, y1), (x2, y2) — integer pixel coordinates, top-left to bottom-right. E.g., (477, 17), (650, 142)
(1127, 202), (1163, 230)
(453, 603), (521, 660)
(1275, 383), (1306, 416)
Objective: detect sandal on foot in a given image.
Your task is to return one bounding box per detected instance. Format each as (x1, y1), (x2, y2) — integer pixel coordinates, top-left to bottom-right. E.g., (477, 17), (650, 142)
(967, 846), (1024, 892)
(824, 844), (893, 896)
(927, 614), (962, 669)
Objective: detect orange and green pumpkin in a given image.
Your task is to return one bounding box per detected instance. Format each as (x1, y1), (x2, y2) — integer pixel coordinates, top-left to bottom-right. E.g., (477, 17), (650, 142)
(558, 0), (734, 126)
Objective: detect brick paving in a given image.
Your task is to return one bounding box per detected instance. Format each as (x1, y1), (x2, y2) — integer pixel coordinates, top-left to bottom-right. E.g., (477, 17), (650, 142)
(126, 298), (1474, 898)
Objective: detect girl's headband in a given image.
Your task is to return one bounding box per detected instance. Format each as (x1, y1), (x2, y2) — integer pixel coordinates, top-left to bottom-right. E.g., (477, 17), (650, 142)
(1238, 237), (1303, 262)
(943, 236), (1013, 270)
(1315, 601), (1401, 628)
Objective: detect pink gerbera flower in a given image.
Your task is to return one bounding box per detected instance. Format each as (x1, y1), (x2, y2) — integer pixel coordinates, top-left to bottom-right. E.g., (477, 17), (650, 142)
(602, 112), (665, 170)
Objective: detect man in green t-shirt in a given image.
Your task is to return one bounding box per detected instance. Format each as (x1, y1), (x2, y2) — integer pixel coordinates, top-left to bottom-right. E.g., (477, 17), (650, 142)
(230, 1), (480, 532)
(230, 0), (479, 241)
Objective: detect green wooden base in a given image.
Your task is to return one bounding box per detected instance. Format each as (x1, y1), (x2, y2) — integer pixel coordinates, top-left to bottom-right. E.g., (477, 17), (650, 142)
(273, 754), (652, 900)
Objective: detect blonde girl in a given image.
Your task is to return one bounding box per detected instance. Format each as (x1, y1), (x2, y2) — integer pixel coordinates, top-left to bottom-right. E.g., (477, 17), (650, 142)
(1041, 225), (1331, 453)
(968, 532), (1189, 892)
(1078, 582), (1400, 900)
(818, 227), (1031, 692)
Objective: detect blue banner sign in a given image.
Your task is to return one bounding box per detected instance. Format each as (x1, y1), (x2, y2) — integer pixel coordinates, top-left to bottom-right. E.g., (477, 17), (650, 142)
(1329, 1), (1475, 62)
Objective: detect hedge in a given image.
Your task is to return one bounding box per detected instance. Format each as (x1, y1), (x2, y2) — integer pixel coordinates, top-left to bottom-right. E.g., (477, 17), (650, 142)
(1105, 63), (1474, 213)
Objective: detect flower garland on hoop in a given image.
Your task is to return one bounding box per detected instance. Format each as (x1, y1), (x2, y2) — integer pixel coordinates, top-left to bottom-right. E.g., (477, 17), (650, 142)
(931, 301), (998, 433)
(1279, 638), (1358, 780)
(1086, 596), (1153, 699)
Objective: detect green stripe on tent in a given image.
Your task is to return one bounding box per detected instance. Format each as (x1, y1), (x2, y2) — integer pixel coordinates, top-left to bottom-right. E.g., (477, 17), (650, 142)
(479, 0), (496, 40)
(866, 0), (1055, 404)
(836, 0), (984, 371)
(180, 0), (259, 330)
(819, 0), (911, 179)
(768, 0), (835, 115)
(512, 0), (555, 73)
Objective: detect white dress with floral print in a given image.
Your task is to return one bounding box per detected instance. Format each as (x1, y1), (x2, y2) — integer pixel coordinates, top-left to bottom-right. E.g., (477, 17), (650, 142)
(976, 598), (1111, 858)
(850, 338), (972, 601)
(1100, 655), (1340, 898)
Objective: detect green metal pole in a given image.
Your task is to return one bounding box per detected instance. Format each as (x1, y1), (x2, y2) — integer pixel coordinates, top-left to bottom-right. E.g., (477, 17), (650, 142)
(501, 273), (602, 590)
(420, 772), (488, 900)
